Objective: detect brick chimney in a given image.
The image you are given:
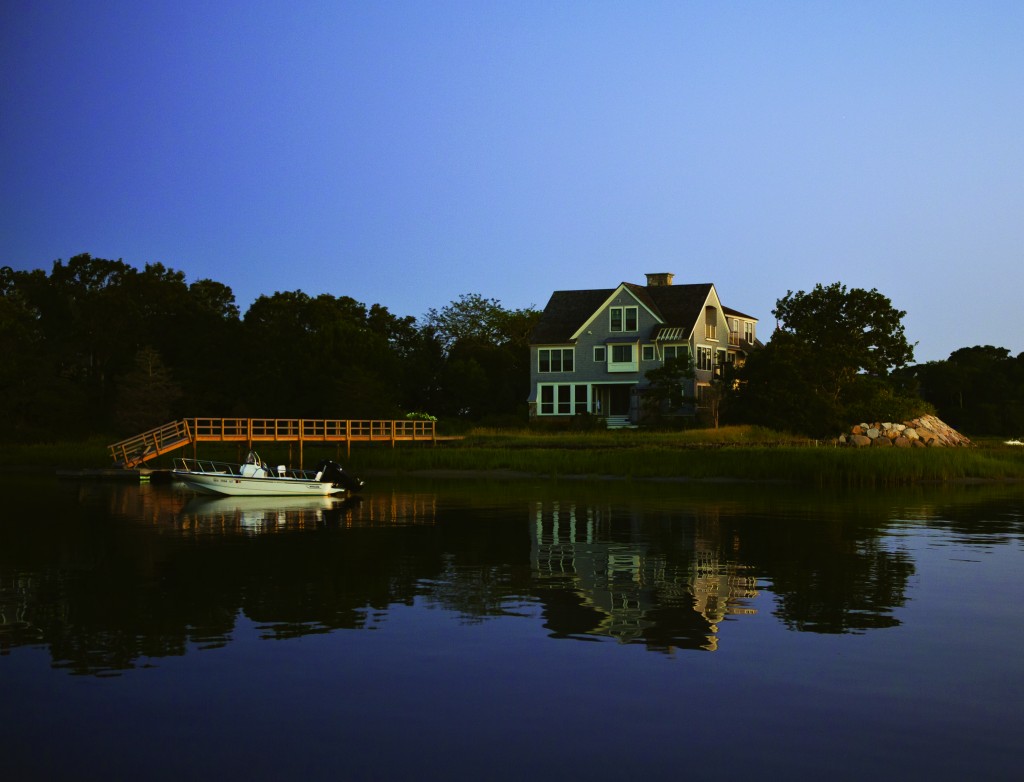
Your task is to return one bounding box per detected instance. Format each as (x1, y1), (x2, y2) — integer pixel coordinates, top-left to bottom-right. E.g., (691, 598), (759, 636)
(645, 272), (674, 287)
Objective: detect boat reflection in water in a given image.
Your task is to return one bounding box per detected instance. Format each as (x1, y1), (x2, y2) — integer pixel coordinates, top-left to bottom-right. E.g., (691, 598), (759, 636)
(178, 494), (352, 535)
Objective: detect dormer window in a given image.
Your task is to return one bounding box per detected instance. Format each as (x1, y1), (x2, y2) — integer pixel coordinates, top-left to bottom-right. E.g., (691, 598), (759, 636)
(610, 306), (638, 332)
(705, 306), (717, 340)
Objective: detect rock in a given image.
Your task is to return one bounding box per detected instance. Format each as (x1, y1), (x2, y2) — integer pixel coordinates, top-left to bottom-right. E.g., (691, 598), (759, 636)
(837, 416), (971, 449)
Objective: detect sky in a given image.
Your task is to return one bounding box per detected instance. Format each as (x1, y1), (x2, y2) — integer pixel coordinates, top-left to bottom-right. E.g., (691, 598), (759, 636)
(2, 1), (1022, 363)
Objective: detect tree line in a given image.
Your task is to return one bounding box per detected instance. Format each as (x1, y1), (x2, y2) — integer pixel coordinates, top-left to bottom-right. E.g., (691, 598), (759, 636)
(2, 256), (1021, 441)
(0, 254), (540, 441)
(721, 282), (1024, 438)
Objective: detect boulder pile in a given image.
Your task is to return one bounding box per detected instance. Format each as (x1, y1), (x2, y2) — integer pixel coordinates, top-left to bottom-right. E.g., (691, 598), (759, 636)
(838, 414), (972, 448)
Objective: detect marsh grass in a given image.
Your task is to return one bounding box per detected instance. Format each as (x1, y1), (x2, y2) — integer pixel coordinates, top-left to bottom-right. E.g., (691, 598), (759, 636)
(342, 428), (1024, 486)
(9, 425), (1024, 486)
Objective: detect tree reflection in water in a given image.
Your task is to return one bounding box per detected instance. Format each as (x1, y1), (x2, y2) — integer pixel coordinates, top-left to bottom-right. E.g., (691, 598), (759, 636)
(5, 477), (1020, 676)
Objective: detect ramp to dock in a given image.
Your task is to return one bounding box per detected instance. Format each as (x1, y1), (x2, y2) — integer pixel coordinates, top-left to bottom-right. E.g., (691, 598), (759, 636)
(108, 418), (440, 468)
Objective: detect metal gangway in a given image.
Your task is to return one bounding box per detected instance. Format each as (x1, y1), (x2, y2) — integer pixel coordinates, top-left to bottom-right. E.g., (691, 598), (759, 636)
(108, 417), (440, 468)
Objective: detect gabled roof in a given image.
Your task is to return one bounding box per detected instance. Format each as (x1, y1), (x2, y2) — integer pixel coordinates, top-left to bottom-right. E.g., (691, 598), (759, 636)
(569, 282), (664, 340)
(530, 281), (721, 344)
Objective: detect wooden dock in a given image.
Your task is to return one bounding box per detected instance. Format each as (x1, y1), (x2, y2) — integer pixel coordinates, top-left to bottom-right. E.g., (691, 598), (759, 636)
(108, 417), (446, 468)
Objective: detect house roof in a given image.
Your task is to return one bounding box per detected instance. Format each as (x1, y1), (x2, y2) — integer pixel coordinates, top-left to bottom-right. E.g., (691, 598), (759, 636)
(531, 281), (727, 344)
(723, 305), (757, 321)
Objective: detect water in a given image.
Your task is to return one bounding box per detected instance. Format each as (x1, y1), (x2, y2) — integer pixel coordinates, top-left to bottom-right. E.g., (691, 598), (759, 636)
(2, 474), (1022, 780)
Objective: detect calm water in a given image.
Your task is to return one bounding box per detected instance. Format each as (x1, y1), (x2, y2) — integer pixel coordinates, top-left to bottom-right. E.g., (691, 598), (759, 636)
(1, 473), (1022, 781)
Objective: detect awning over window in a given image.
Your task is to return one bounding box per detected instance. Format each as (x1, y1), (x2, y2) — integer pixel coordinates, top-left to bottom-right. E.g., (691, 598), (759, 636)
(654, 327), (685, 341)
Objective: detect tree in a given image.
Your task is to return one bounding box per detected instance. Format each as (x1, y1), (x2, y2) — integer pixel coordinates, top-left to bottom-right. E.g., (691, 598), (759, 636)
(736, 283), (922, 437)
(422, 293), (542, 421)
(642, 354), (695, 424)
(772, 282), (915, 402)
(114, 347), (182, 434)
(904, 346), (1024, 435)
(423, 293), (510, 353)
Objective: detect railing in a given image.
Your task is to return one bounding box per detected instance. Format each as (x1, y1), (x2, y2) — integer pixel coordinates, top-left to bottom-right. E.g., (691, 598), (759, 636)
(109, 418), (439, 468)
(108, 420), (194, 467)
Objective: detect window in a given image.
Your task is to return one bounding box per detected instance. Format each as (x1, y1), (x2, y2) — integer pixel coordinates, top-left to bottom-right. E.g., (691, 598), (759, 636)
(608, 343), (637, 372)
(697, 346), (713, 371)
(540, 385), (554, 414)
(594, 346), (606, 362)
(538, 348), (574, 373)
(715, 349), (727, 377)
(610, 306), (638, 333)
(538, 384), (588, 415)
(744, 321), (755, 343)
(664, 344), (689, 364)
(705, 306), (717, 340)
(642, 345), (655, 361)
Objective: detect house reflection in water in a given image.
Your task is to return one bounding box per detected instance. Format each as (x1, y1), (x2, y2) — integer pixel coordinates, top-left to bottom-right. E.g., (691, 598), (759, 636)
(529, 501), (759, 652)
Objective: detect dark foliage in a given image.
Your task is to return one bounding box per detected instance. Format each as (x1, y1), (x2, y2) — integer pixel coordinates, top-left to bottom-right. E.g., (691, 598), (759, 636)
(895, 346), (1024, 436)
(0, 256), (539, 441)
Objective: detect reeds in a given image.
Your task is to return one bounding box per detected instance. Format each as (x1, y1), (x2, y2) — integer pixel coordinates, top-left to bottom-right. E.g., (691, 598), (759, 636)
(12, 427), (1024, 487)
(344, 433), (1024, 487)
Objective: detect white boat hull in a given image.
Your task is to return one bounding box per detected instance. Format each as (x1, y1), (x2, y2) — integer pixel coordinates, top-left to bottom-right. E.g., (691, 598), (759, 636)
(173, 470), (344, 497)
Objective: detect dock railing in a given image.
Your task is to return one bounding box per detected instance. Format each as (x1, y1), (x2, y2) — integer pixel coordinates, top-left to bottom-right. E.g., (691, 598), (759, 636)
(109, 417), (439, 468)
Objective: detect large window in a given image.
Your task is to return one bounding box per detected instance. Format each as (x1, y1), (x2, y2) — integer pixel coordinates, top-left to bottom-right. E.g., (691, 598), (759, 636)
(744, 321), (755, 343)
(538, 348), (574, 373)
(610, 306), (638, 333)
(538, 384), (588, 415)
(697, 346), (713, 371)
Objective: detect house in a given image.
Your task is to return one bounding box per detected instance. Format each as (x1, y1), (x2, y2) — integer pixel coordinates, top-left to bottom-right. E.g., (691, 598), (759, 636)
(528, 272), (759, 426)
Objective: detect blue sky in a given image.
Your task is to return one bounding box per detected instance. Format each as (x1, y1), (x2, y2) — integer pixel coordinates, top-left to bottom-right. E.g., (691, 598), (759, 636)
(3, 1), (1022, 363)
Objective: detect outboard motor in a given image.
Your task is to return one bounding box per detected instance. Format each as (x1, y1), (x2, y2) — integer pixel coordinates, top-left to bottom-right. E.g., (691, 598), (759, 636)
(313, 460), (364, 493)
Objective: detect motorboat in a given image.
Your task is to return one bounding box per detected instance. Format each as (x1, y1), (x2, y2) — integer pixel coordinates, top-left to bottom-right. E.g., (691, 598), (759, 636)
(172, 450), (364, 497)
